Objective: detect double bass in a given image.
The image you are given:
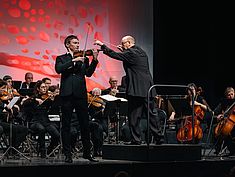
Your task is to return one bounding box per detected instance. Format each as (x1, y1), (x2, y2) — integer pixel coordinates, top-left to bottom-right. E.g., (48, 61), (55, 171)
(176, 87), (204, 143)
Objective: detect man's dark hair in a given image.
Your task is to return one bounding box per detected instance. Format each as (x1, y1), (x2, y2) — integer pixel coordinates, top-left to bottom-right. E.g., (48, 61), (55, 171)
(42, 77), (51, 83)
(64, 35), (79, 49)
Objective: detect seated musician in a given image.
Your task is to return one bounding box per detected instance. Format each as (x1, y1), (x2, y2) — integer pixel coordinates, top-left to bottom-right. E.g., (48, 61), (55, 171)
(213, 86), (235, 156)
(20, 72), (34, 89)
(176, 83), (212, 144)
(88, 87), (106, 156)
(42, 77), (52, 91)
(2, 75), (23, 124)
(21, 80), (60, 158)
(101, 76), (126, 96)
(0, 78), (28, 156)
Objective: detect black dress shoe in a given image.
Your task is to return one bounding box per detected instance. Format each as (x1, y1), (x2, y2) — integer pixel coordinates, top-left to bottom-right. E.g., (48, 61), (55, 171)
(65, 155), (73, 163)
(83, 154), (99, 162)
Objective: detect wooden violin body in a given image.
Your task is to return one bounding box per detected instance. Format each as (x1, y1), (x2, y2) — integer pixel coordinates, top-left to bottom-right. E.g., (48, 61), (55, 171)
(87, 93), (105, 108)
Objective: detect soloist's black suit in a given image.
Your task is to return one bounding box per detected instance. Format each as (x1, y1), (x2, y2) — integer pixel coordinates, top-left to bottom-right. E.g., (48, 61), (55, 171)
(55, 53), (98, 157)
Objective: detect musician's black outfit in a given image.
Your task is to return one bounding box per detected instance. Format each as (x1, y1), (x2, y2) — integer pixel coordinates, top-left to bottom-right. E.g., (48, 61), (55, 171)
(0, 101), (28, 152)
(22, 96), (60, 158)
(100, 44), (163, 145)
(55, 52), (98, 162)
(213, 99), (235, 156)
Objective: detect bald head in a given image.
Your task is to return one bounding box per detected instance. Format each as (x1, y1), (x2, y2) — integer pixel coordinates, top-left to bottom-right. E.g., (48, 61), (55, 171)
(121, 35), (135, 49)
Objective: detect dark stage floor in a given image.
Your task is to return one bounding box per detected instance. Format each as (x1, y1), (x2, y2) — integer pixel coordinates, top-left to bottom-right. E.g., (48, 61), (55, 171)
(1, 143), (235, 177)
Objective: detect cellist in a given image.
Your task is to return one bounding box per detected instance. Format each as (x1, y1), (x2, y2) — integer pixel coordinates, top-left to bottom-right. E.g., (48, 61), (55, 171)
(213, 86), (235, 156)
(176, 83), (212, 143)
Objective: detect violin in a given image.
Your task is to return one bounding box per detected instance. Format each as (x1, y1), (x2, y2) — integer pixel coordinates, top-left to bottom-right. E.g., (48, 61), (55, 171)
(73, 49), (94, 57)
(87, 92), (105, 108)
(41, 91), (58, 101)
(0, 90), (9, 101)
(0, 86), (20, 101)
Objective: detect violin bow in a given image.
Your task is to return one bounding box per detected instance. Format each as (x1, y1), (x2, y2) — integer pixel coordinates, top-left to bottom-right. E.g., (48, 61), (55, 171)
(82, 23), (91, 58)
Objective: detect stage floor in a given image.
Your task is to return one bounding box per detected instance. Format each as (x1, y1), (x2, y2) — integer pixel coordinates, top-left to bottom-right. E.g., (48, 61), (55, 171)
(0, 143), (235, 177)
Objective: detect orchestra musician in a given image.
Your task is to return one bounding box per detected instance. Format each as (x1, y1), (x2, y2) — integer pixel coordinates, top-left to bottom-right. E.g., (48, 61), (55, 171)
(213, 86), (235, 156)
(42, 77), (52, 91)
(20, 72), (34, 89)
(101, 76), (126, 96)
(2, 75), (23, 124)
(176, 83), (213, 144)
(0, 78), (28, 157)
(21, 80), (60, 158)
(88, 87), (106, 156)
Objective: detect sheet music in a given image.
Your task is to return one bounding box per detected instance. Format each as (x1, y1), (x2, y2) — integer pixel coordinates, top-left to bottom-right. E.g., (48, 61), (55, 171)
(7, 96), (20, 109)
(48, 114), (60, 121)
(99, 94), (127, 102)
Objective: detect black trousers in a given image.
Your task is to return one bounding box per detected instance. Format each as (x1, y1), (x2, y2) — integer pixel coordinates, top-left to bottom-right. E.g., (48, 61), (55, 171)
(61, 95), (91, 157)
(30, 122), (60, 151)
(127, 95), (162, 143)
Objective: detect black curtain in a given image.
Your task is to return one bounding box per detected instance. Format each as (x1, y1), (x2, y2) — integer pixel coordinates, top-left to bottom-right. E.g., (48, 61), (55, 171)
(153, 0), (235, 109)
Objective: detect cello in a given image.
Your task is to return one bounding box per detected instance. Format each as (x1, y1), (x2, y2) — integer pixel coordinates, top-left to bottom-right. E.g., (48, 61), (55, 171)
(176, 87), (204, 143)
(214, 101), (235, 138)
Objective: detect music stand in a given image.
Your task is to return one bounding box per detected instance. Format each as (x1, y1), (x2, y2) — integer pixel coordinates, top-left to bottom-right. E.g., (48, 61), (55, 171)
(0, 97), (31, 161)
(100, 95), (128, 144)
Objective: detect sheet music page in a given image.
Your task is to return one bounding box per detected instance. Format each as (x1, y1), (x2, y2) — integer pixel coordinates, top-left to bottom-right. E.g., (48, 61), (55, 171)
(7, 96), (20, 109)
(99, 94), (127, 102)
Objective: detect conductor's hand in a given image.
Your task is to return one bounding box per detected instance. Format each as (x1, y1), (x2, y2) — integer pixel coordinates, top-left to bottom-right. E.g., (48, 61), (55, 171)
(94, 39), (104, 46)
(117, 44), (124, 52)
